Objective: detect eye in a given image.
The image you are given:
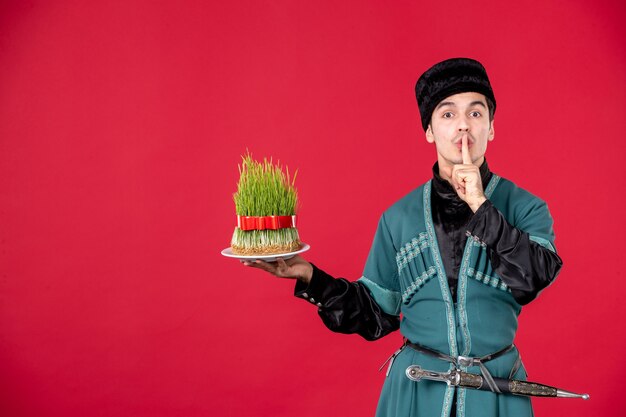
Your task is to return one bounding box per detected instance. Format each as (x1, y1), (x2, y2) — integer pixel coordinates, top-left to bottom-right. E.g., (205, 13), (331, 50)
(442, 112), (454, 119)
(469, 111), (481, 118)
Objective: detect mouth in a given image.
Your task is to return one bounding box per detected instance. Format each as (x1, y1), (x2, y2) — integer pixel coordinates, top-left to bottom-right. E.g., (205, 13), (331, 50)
(455, 141), (473, 150)
(454, 134), (474, 150)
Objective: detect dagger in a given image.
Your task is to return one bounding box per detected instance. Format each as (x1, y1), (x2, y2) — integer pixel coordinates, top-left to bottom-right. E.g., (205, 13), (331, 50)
(405, 365), (589, 400)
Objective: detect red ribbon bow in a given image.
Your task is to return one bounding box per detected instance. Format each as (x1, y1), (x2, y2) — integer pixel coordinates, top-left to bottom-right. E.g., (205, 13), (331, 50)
(237, 215), (297, 231)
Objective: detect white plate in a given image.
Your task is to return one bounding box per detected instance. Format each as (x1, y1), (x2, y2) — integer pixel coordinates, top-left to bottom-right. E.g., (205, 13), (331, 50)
(221, 243), (310, 262)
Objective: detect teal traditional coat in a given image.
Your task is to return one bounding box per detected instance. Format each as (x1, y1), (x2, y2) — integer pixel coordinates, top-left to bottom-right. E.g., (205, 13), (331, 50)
(358, 174), (557, 417)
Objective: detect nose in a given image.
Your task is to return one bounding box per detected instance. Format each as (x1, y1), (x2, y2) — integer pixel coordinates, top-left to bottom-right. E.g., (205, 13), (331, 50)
(458, 114), (470, 132)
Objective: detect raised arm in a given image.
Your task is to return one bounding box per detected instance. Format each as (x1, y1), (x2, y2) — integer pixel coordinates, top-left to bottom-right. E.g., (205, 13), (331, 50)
(451, 138), (562, 304)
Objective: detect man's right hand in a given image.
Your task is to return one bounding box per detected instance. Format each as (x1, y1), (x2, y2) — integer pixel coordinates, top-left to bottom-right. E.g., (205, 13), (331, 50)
(241, 255), (313, 284)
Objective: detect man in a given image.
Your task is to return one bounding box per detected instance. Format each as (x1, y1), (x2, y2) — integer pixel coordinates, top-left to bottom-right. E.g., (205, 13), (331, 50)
(243, 58), (562, 417)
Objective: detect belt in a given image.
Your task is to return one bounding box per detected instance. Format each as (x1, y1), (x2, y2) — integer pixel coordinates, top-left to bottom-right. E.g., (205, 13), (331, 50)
(383, 339), (522, 394)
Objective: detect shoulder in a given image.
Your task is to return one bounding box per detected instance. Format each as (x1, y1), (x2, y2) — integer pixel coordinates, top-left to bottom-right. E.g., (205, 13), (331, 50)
(382, 182), (428, 221)
(491, 176), (551, 225)
(493, 176), (546, 204)
(373, 181), (429, 246)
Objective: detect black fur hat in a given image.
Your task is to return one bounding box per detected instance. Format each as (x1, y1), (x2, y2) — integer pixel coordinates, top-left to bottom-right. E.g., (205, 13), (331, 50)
(415, 58), (496, 131)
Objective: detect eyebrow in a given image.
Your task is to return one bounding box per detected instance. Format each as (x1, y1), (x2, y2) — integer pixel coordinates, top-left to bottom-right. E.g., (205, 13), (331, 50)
(435, 100), (487, 110)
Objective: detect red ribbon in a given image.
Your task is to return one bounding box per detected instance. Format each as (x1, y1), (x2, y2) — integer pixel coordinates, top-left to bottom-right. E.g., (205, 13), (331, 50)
(237, 215), (297, 231)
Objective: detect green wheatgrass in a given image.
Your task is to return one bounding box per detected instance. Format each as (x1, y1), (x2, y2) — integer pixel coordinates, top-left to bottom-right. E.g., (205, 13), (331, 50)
(231, 152), (301, 254)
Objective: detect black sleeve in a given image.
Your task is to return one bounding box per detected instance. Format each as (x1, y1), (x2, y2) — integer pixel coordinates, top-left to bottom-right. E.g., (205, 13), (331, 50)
(466, 200), (563, 305)
(294, 264), (400, 341)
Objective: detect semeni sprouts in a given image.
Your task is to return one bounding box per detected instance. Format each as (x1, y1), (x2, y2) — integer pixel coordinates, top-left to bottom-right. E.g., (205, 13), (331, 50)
(231, 152), (301, 255)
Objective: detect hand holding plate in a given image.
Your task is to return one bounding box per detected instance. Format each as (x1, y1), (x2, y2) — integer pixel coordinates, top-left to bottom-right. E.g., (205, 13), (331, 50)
(242, 255), (313, 284)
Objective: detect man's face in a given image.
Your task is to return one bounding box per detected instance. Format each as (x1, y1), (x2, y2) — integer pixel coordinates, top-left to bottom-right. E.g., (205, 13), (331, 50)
(425, 92), (494, 174)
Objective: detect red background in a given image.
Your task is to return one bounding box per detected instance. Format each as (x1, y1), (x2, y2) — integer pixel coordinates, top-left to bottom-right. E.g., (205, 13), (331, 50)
(1, 1), (625, 416)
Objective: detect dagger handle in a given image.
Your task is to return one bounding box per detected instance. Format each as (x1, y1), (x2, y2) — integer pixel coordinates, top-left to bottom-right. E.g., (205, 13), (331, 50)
(456, 370), (483, 389)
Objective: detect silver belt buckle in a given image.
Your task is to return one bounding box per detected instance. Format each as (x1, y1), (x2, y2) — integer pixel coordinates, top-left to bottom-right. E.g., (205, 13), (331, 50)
(457, 355), (474, 368)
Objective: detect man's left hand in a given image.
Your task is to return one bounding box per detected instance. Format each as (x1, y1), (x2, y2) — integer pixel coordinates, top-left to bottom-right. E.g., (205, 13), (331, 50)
(451, 136), (487, 212)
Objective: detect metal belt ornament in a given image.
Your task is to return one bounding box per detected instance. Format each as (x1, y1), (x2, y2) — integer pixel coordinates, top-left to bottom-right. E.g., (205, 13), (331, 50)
(237, 215), (297, 231)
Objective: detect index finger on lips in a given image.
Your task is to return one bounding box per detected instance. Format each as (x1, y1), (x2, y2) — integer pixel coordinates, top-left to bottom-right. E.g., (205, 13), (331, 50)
(461, 136), (470, 163)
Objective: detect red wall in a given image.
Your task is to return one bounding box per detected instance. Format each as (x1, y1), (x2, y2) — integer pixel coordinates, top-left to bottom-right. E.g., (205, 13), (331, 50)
(1, 1), (624, 416)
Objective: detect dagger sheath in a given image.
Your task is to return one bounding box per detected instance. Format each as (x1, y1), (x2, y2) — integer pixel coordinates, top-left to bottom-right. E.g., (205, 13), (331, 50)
(457, 371), (558, 397)
(406, 365), (589, 400)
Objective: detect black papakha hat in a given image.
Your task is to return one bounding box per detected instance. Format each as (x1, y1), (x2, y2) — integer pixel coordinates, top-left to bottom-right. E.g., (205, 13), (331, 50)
(415, 58), (496, 131)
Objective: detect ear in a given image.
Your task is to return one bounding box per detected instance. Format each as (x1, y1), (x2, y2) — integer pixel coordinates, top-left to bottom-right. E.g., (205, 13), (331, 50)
(488, 120), (495, 141)
(425, 125), (435, 143)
